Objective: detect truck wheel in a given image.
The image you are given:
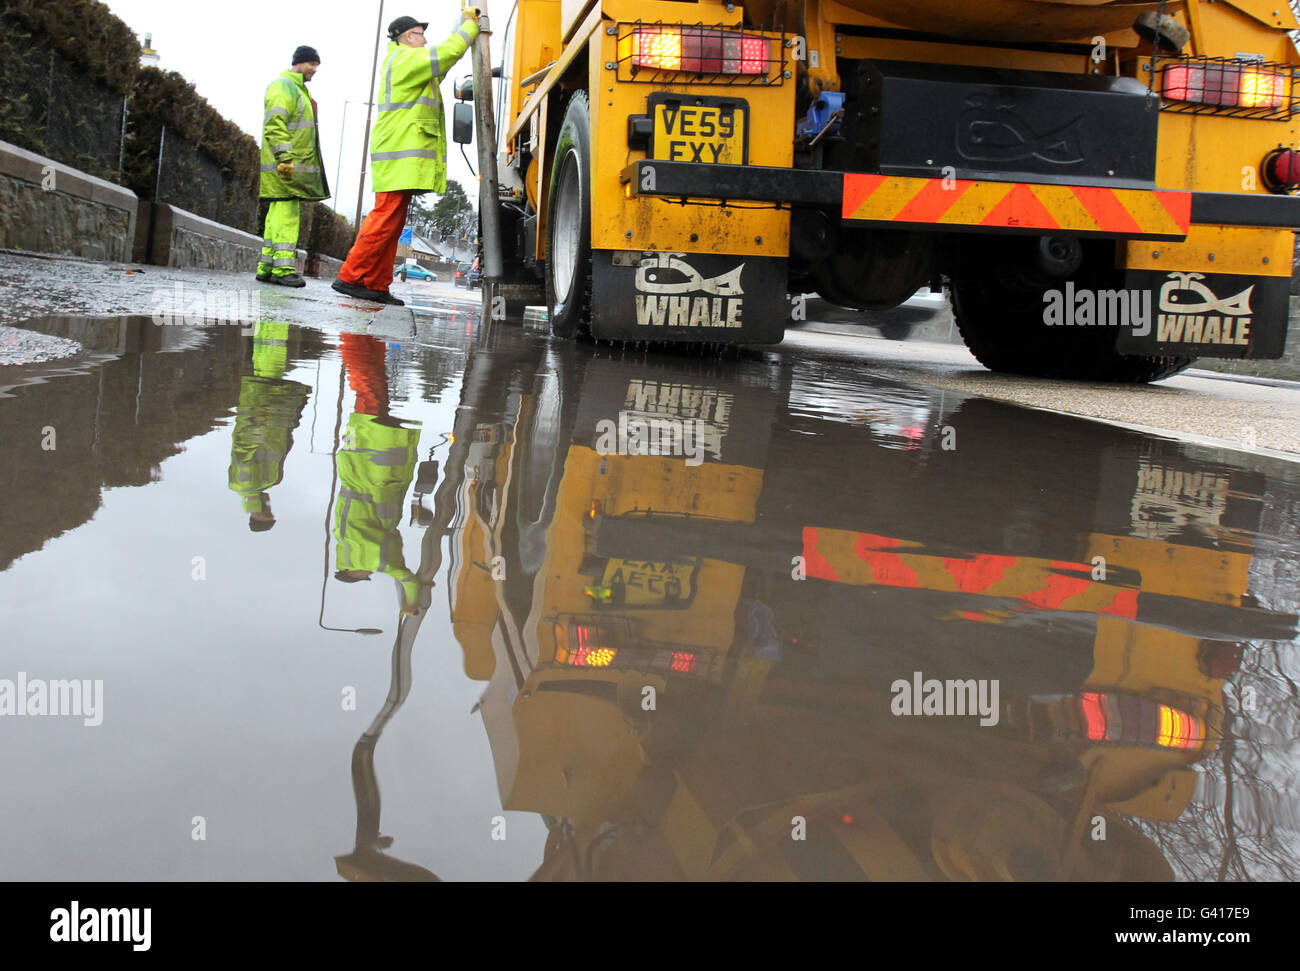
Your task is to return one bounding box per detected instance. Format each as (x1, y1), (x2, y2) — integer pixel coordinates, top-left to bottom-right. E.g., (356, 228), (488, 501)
(546, 92), (593, 340)
(950, 255), (1194, 383)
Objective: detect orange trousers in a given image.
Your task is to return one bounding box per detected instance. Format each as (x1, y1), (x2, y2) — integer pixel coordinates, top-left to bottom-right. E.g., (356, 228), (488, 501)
(340, 333), (389, 417)
(338, 190), (415, 292)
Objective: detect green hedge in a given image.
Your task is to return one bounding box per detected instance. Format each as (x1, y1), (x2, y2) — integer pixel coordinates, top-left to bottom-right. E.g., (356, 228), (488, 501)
(123, 67), (260, 212)
(3, 0), (140, 94)
(305, 203), (355, 261)
(0, 3), (134, 179)
(4, 0), (356, 258)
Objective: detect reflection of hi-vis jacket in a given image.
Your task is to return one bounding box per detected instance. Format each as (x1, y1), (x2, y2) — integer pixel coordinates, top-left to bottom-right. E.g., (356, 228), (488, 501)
(334, 414), (421, 608)
(228, 322), (309, 514)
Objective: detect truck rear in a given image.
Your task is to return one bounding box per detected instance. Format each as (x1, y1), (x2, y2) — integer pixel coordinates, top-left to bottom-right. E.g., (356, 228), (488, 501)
(473, 0), (1300, 381)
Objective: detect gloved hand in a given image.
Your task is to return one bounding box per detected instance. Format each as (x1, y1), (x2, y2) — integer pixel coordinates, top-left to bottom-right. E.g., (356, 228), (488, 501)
(276, 159), (295, 179)
(462, 6), (482, 23)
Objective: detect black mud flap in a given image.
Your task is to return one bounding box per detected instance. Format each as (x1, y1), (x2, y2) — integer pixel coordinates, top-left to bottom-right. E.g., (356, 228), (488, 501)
(1117, 269), (1289, 359)
(590, 249), (787, 343)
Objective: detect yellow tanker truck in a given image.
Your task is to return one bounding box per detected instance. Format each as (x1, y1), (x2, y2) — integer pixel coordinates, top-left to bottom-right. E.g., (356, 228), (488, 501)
(461, 0), (1300, 380)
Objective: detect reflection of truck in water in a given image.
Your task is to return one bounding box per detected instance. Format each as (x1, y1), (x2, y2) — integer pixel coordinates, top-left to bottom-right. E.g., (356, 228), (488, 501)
(469, 0), (1300, 381)
(444, 345), (1296, 880)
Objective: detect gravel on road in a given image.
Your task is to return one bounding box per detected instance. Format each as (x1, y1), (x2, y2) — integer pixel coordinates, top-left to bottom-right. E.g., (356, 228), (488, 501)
(0, 325), (82, 366)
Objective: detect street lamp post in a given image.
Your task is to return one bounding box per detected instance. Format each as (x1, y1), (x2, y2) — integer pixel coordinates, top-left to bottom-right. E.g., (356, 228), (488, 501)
(335, 99), (375, 218)
(355, 0), (387, 233)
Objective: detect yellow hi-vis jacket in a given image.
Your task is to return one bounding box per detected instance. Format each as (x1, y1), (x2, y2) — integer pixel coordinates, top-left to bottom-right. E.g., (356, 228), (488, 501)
(370, 21), (478, 194)
(228, 322), (309, 513)
(334, 414), (422, 608)
(260, 70), (329, 200)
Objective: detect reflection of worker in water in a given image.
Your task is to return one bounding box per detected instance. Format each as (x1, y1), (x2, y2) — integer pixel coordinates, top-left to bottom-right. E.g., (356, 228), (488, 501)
(333, 333), (421, 612)
(228, 321), (310, 531)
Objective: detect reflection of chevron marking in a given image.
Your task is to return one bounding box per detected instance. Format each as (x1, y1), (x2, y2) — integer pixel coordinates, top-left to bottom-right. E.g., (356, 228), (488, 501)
(841, 174), (1191, 240)
(800, 526), (1140, 619)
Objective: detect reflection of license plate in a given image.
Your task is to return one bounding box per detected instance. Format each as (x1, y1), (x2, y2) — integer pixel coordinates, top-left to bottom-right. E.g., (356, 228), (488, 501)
(652, 102), (746, 164)
(602, 558), (696, 606)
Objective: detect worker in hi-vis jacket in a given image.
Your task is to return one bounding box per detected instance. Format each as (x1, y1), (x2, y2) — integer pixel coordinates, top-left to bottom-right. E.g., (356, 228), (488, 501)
(331, 10), (480, 305)
(258, 45), (330, 288)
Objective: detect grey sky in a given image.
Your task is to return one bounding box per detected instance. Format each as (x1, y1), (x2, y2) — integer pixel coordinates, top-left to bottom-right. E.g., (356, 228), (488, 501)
(105, 0), (502, 223)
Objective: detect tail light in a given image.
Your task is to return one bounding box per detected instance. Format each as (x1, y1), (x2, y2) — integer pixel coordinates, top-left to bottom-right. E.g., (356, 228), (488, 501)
(551, 619), (706, 676)
(1077, 691), (1207, 751)
(554, 623), (617, 667)
(1162, 61), (1292, 109)
(621, 26), (770, 76)
(1262, 147), (1300, 194)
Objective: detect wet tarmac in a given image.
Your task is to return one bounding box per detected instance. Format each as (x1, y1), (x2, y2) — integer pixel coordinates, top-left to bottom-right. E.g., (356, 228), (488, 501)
(1, 307), (1297, 881)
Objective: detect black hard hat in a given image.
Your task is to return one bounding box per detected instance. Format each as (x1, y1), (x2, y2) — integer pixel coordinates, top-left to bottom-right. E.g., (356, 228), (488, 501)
(387, 15), (428, 40)
(292, 45), (321, 65)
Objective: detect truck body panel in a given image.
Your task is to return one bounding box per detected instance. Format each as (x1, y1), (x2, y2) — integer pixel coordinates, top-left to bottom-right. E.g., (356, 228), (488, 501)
(477, 0), (1300, 373)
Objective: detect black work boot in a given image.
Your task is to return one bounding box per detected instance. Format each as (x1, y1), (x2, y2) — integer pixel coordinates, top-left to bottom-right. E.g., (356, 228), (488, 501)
(267, 272), (307, 288)
(332, 277), (390, 304)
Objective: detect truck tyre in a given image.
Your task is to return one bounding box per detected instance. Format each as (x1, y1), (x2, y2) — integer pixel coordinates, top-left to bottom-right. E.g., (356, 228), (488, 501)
(546, 92), (593, 340)
(950, 251), (1194, 383)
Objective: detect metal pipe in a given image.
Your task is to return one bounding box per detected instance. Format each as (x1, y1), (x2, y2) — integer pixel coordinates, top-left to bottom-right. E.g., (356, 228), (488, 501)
(355, 1), (387, 233)
(118, 94), (128, 184)
(518, 61), (557, 88)
(335, 100), (375, 217)
(334, 99), (349, 214)
(472, 9), (503, 281)
(153, 124), (166, 204)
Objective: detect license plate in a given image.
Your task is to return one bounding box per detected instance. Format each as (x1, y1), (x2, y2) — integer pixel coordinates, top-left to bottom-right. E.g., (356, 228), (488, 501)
(652, 100), (747, 165)
(601, 558), (697, 606)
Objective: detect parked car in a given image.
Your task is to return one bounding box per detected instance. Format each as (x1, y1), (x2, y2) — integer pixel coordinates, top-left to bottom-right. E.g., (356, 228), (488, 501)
(393, 262), (436, 282)
(454, 262), (473, 287)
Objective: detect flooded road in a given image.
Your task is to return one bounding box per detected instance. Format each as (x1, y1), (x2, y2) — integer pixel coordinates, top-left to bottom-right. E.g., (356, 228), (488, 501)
(1, 311), (1298, 881)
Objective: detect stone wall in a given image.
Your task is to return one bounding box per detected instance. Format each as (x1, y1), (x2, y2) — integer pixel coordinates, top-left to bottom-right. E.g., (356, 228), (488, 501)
(0, 139), (137, 262)
(308, 252), (344, 278)
(135, 202), (312, 274)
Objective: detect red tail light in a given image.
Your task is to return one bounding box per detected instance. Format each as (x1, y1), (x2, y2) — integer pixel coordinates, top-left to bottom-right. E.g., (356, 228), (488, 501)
(622, 26), (771, 76)
(1262, 148), (1300, 193)
(1163, 62), (1292, 109)
(1077, 691), (1206, 751)
(554, 623), (617, 667)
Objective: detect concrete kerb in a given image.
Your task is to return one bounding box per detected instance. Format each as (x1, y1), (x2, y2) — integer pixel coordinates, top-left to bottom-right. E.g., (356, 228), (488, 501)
(0, 139), (139, 262)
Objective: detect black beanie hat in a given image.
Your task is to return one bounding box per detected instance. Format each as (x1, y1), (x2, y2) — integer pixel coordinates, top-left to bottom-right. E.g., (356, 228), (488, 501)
(292, 45), (321, 65)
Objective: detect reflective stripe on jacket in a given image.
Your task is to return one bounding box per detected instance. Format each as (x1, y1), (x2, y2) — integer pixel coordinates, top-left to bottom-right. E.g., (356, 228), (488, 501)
(334, 414), (422, 606)
(228, 323), (309, 511)
(260, 70), (330, 200)
(370, 23), (478, 194)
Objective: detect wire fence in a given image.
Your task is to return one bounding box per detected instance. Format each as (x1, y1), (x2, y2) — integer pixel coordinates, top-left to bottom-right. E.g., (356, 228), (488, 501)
(155, 125), (260, 233)
(0, 20), (129, 183)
